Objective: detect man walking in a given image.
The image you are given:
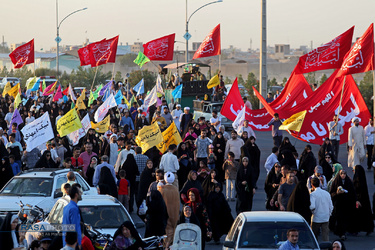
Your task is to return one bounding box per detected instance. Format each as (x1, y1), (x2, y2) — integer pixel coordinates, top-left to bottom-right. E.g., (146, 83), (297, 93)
(62, 184), (82, 248)
(348, 117), (366, 168)
(159, 144), (180, 188)
(268, 113), (283, 147)
(364, 117), (375, 170)
(278, 171), (296, 211)
(309, 178), (333, 242)
(225, 131), (244, 162)
(328, 114), (343, 159)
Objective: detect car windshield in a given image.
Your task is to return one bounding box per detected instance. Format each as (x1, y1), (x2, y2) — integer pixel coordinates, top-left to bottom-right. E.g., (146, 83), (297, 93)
(80, 205), (131, 229)
(0, 178), (52, 196)
(211, 104), (222, 112)
(238, 221), (318, 249)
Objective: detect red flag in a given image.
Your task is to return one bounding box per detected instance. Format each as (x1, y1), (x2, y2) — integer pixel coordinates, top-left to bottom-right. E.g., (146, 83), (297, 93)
(295, 27), (354, 74)
(143, 34), (175, 61)
(62, 86), (69, 96)
(192, 24), (221, 60)
(337, 23), (374, 77)
(88, 36), (119, 67)
(220, 78), (245, 121)
(77, 46), (91, 66)
(221, 78), (244, 121)
(9, 39), (34, 69)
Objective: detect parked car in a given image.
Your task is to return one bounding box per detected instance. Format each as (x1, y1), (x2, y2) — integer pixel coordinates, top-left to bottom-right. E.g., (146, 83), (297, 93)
(223, 211), (330, 250)
(192, 100), (232, 128)
(0, 168), (97, 218)
(25, 76), (58, 89)
(225, 84), (250, 97)
(46, 195), (135, 237)
(0, 77), (20, 87)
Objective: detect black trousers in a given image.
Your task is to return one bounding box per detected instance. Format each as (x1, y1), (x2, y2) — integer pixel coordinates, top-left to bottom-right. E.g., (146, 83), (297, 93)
(367, 144), (374, 169)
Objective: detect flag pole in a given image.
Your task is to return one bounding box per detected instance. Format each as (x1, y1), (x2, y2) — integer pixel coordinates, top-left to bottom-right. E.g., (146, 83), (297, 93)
(90, 66), (99, 91)
(336, 75), (346, 118)
(219, 54), (221, 72)
(111, 62), (116, 81)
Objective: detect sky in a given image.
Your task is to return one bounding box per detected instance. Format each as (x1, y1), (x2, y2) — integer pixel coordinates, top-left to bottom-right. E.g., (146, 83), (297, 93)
(3, 0), (375, 52)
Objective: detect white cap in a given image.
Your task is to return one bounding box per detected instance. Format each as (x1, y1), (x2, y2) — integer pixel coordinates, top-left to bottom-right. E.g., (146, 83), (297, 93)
(352, 117), (361, 123)
(176, 104), (181, 107)
(184, 107), (190, 110)
(164, 172), (175, 184)
(110, 134), (118, 139)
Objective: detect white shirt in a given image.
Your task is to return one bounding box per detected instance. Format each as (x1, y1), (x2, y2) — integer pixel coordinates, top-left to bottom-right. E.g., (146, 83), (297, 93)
(264, 153), (278, 174)
(25, 116), (35, 125)
(159, 152), (180, 173)
(364, 123), (374, 145)
(114, 149), (135, 172)
(210, 116), (222, 132)
(238, 125), (256, 138)
(309, 187), (333, 223)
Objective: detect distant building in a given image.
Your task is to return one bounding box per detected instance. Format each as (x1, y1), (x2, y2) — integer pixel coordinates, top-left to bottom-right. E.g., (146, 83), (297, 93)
(192, 42), (201, 51)
(131, 42), (143, 53)
(10, 42), (26, 52)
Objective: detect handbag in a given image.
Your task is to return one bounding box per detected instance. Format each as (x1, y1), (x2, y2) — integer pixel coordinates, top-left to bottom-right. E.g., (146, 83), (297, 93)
(138, 199), (148, 215)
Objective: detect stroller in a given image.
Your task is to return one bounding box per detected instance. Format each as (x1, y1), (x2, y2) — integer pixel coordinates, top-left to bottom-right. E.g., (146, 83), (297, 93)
(170, 223), (202, 250)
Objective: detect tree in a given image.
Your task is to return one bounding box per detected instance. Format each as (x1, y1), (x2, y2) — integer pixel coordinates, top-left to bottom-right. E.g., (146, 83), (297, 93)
(282, 77), (288, 85)
(114, 71), (123, 82)
(359, 71), (373, 115)
(241, 72), (260, 110)
(35, 68), (58, 77)
(128, 70), (157, 91)
(71, 66), (112, 89)
(305, 72), (317, 85)
(119, 54), (138, 67)
(237, 74), (245, 86)
(13, 67), (33, 86)
(224, 77), (232, 85)
(267, 77), (278, 87)
(320, 74), (328, 84)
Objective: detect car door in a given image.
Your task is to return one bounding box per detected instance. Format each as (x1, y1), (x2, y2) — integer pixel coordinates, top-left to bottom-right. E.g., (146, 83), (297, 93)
(75, 174), (93, 195)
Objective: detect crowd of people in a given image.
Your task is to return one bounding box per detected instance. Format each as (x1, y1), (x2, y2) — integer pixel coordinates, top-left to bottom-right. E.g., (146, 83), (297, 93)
(0, 79), (374, 249)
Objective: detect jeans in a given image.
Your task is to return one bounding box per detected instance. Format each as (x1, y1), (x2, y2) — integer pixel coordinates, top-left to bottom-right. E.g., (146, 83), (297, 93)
(330, 139), (340, 159)
(226, 179), (235, 199)
(311, 222), (329, 242)
(273, 136), (282, 148)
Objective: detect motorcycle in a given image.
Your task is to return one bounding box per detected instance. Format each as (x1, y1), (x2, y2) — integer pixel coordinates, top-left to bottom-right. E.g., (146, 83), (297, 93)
(17, 201), (45, 224)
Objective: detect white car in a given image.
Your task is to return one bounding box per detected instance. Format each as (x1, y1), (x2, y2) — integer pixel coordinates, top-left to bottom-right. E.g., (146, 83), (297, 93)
(0, 77), (20, 87)
(223, 211), (330, 250)
(46, 195), (135, 237)
(0, 169), (97, 218)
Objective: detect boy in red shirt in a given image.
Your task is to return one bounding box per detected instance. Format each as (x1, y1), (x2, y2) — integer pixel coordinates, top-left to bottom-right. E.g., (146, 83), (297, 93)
(117, 170), (130, 212)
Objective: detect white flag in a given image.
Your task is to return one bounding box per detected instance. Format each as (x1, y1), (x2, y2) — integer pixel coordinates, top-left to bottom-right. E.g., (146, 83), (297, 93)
(21, 112), (54, 152)
(68, 84), (77, 101)
(68, 114), (91, 145)
(94, 93), (117, 122)
(156, 74), (164, 95)
(232, 106), (246, 133)
(143, 86), (158, 110)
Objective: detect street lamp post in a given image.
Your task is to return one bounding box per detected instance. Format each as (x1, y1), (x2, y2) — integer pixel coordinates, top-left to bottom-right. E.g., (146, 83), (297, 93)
(185, 0), (223, 63)
(56, 0), (87, 79)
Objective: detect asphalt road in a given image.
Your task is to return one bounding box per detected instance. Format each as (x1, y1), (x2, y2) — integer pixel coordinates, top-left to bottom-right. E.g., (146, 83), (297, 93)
(131, 131), (375, 250)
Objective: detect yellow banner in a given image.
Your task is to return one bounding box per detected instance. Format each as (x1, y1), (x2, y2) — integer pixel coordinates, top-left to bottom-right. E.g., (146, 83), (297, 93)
(91, 115), (110, 133)
(207, 74), (220, 89)
(157, 122), (182, 153)
(76, 89), (86, 110)
(26, 76), (36, 90)
(56, 108), (82, 137)
(7, 83), (20, 98)
(279, 110), (307, 132)
(135, 122), (163, 153)
(2, 82), (12, 97)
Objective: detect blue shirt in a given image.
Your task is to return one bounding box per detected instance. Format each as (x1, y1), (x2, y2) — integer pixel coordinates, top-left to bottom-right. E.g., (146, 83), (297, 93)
(120, 116), (134, 130)
(92, 162), (117, 187)
(268, 118), (283, 137)
(278, 240), (300, 250)
(130, 107), (138, 120)
(10, 162), (20, 175)
(62, 200), (81, 246)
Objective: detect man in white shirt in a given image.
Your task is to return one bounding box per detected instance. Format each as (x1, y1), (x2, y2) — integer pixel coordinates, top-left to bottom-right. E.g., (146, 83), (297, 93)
(224, 130), (244, 161)
(364, 117), (375, 170)
(309, 178), (333, 242)
(210, 111), (221, 132)
(171, 104), (183, 131)
(4, 106), (14, 127)
(159, 144), (179, 188)
(264, 147), (279, 174)
(114, 141), (135, 173)
(238, 120), (256, 138)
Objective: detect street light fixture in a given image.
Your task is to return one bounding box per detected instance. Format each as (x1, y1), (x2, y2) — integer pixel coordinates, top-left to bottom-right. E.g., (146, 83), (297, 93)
(56, 0), (87, 79)
(185, 0), (223, 63)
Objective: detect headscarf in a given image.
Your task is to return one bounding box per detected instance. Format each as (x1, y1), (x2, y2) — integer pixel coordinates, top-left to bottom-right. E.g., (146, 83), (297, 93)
(327, 163), (343, 192)
(98, 166), (118, 198)
(112, 221), (145, 247)
(187, 187), (202, 214)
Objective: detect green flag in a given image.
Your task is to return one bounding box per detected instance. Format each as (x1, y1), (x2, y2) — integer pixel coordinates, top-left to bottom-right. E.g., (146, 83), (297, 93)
(88, 84), (103, 106)
(71, 101), (75, 109)
(129, 95), (137, 106)
(42, 79), (46, 91)
(133, 52), (150, 68)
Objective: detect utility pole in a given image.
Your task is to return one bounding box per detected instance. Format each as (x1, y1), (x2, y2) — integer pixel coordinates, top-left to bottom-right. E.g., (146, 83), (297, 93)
(259, 0), (267, 108)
